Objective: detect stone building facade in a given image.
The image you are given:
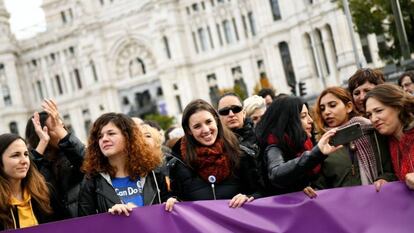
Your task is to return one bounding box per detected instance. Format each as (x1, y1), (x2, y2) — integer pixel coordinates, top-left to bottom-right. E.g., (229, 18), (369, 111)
(0, 0), (382, 141)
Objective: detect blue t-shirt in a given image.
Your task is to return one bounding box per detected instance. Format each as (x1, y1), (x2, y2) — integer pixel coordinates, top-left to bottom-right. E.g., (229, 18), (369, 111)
(111, 176), (144, 207)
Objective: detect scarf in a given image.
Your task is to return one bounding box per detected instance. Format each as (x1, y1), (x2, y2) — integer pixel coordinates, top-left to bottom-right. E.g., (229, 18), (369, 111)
(389, 126), (414, 181)
(338, 117), (378, 183)
(180, 137), (231, 184)
(267, 134), (320, 174)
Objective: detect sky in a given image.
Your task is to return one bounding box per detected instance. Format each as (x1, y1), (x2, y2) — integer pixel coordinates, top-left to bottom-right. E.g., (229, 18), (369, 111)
(4, 0), (46, 39)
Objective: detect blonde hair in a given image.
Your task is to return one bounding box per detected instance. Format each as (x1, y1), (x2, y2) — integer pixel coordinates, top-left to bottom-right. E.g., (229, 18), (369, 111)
(243, 95), (266, 118)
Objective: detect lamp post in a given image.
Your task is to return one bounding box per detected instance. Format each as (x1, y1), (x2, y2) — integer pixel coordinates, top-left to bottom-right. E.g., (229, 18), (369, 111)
(390, 0), (411, 60)
(342, 0), (362, 69)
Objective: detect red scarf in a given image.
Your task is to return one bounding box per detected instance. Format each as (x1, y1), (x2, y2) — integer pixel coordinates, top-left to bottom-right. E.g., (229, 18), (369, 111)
(389, 127), (414, 181)
(267, 134), (320, 174)
(180, 137), (231, 183)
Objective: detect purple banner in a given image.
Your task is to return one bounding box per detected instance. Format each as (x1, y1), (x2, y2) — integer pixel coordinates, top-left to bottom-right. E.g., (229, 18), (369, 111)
(6, 182), (414, 233)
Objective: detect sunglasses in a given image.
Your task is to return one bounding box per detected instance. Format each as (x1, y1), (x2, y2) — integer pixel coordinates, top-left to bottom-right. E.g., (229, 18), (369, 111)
(218, 105), (243, 116)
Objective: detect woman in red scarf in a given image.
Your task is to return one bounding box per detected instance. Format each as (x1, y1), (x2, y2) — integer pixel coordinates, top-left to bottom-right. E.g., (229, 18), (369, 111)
(169, 99), (259, 208)
(255, 96), (340, 195)
(365, 84), (414, 189)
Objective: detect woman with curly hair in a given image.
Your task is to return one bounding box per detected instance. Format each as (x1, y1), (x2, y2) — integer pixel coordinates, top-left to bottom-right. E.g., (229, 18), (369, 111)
(365, 84), (414, 189)
(78, 113), (176, 216)
(0, 133), (54, 230)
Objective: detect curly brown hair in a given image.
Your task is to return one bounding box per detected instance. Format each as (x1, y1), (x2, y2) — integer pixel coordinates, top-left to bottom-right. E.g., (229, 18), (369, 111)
(348, 68), (385, 95)
(0, 134), (52, 229)
(81, 113), (162, 180)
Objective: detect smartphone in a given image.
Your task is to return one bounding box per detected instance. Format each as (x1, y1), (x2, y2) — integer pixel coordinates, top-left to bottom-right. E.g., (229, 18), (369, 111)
(330, 123), (363, 146)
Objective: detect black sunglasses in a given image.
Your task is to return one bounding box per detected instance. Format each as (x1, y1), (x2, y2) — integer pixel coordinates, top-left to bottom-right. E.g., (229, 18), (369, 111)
(218, 105), (243, 116)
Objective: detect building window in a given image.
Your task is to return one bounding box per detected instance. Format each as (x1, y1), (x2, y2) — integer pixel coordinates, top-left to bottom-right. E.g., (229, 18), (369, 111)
(129, 58), (146, 77)
(248, 12), (257, 36)
(55, 75), (64, 95)
(242, 15), (249, 38)
(74, 69), (82, 89)
(192, 3), (199, 12)
(223, 20), (234, 44)
(232, 18), (240, 41)
(36, 80), (44, 100)
(269, 0), (281, 21)
(216, 24), (223, 46)
(304, 33), (318, 77)
(69, 46), (75, 56)
(175, 95), (183, 113)
(207, 74), (220, 107)
(207, 26), (214, 49)
(231, 66), (248, 98)
(192, 31), (199, 53)
(61, 11), (67, 24)
(279, 42), (296, 88)
(63, 114), (73, 133)
(9, 122), (19, 135)
(2, 85), (12, 106)
(325, 24), (337, 64)
(162, 36), (172, 59)
(186, 6), (190, 15)
(361, 36), (373, 64)
(90, 60), (98, 81)
(315, 29), (330, 75)
(100, 0), (104, 6)
(210, 0), (215, 7)
(198, 28), (208, 51)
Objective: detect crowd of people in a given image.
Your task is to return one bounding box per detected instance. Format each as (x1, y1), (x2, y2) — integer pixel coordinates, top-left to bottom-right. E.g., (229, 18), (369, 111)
(1, 68), (414, 230)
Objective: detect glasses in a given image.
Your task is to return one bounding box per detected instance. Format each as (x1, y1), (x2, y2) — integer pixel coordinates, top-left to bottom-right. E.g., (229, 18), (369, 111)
(218, 105), (243, 116)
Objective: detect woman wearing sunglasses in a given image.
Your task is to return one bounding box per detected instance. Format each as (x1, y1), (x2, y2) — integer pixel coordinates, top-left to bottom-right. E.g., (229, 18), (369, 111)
(256, 96), (340, 195)
(168, 99), (259, 208)
(365, 84), (414, 190)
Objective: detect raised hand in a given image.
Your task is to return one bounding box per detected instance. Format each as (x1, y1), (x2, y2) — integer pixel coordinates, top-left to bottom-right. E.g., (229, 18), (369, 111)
(32, 111), (49, 155)
(41, 99), (67, 140)
(108, 203), (136, 216)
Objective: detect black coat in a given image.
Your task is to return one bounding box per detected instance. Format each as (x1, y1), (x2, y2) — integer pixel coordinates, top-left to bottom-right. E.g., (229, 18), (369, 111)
(264, 145), (326, 195)
(32, 133), (85, 219)
(78, 171), (171, 216)
(168, 139), (261, 201)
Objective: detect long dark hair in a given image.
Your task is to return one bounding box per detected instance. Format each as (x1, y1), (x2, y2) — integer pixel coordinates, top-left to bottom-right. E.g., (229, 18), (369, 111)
(256, 96), (308, 157)
(0, 134), (52, 229)
(181, 99), (240, 169)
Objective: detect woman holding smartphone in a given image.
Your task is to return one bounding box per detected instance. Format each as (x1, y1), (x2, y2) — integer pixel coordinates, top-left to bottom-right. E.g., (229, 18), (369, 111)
(306, 87), (395, 196)
(365, 84), (414, 190)
(256, 96), (340, 195)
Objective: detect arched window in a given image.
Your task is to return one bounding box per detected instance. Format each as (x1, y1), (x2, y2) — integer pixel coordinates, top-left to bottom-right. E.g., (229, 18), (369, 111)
(198, 28), (208, 51)
(90, 60), (98, 81)
(129, 58), (146, 77)
(315, 29), (329, 76)
(223, 20), (234, 44)
(74, 68), (82, 89)
(304, 33), (318, 77)
(162, 36), (172, 59)
(325, 24), (337, 64)
(269, 0), (281, 21)
(278, 42), (296, 88)
(9, 122), (19, 135)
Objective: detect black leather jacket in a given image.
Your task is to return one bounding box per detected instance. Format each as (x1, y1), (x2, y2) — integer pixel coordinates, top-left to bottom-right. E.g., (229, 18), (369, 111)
(264, 145), (326, 195)
(78, 171), (170, 216)
(32, 133), (85, 219)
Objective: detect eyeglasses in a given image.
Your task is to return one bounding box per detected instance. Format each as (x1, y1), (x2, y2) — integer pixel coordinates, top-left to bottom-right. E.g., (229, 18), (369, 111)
(218, 105), (243, 116)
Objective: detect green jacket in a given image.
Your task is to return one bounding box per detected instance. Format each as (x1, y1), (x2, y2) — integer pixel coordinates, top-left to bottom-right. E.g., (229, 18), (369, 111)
(313, 129), (396, 189)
